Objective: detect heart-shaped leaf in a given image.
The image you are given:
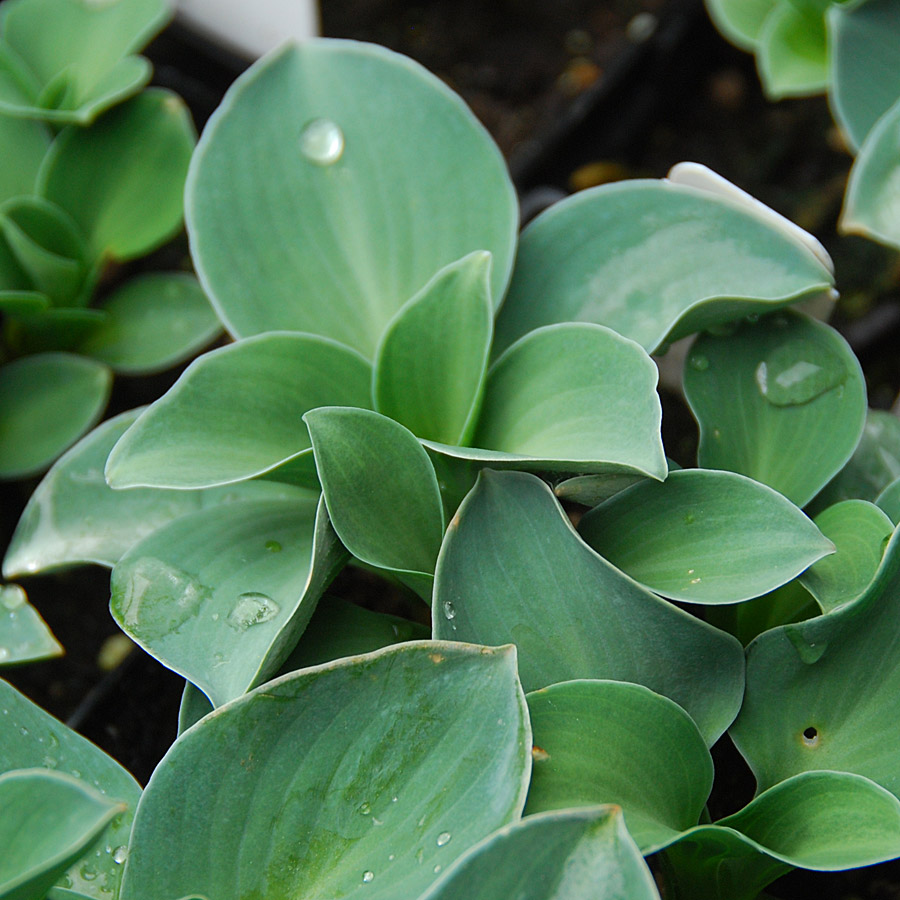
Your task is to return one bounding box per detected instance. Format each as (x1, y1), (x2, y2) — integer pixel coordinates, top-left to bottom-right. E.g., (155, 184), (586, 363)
(39, 89), (196, 261)
(419, 806), (661, 900)
(683, 309), (866, 507)
(186, 41), (517, 357)
(0, 584), (62, 664)
(432, 470), (744, 744)
(78, 273), (220, 374)
(0, 768), (125, 900)
(493, 173), (833, 356)
(105, 332), (372, 489)
(841, 97), (900, 251)
(0, 353), (111, 479)
(799, 500), (893, 612)
(429, 323), (667, 479)
(119, 642), (530, 900)
(578, 469), (833, 604)
(0, 678), (142, 898)
(3, 409), (311, 577)
(111, 494), (345, 707)
(526, 680), (712, 853)
(756, 2), (828, 99)
(305, 407), (445, 585)
(374, 251), (493, 446)
(0, 0), (169, 124)
(828, 0), (900, 150)
(730, 527), (900, 797)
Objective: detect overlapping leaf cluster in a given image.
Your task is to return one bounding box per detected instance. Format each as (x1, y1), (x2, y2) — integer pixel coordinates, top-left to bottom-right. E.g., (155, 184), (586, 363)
(0, 0), (220, 482)
(3, 36), (900, 900)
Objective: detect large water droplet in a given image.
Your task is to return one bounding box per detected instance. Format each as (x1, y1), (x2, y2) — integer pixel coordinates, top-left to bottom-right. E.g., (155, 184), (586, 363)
(436, 831), (452, 847)
(300, 118), (345, 166)
(226, 593), (280, 631)
(113, 846), (128, 864)
(754, 338), (847, 407)
(362, 870), (375, 883)
(1, 585), (26, 610)
(786, 626), (827, 664)
(442, 600), (456, 621)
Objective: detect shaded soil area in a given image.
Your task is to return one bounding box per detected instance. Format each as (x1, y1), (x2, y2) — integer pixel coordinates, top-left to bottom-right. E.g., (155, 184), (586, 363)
(2, 1), (900, 896)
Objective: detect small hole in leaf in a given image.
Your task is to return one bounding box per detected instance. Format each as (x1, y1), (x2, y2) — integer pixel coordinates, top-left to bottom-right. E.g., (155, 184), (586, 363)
(802, 726), (819, 747)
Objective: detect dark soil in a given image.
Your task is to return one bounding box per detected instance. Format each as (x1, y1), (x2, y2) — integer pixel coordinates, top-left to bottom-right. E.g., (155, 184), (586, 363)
(2, 0), (899, 895)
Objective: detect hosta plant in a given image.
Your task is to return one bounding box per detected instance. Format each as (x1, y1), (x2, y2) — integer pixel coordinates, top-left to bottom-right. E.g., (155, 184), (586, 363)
(4, 37), (900, 900)
(704, 0), (900, 251)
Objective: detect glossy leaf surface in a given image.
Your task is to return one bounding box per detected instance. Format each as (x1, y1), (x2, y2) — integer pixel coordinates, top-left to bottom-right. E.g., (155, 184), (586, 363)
(526, 680), (712, 852)
(0, 584), (62, 664)
(731, 528), (900, 797)
(39, 89), (196, 261)
(306, 407), (445, 580)
(420, 806), (661, 900)
(0, 769), (124, 900)
(432, 323), (667, 479)
(79, 273), (220, 374)
(373, 251), (492, 445)
(684, 310), (866, 507)
(493, 177), (833, 356)
(756, 3), (828, 99)
(120, 643), (530, 900)
(0, 679), (141, 898)
(878, 477), (900, 524)
(186, 41), (517, 357)
(579, 469), (832, 604)
(799, 500), (893, 612)
(106, 333), (371, 489)
(111, 495), (343, 707)
(432, 470), (744, 744)
(0, 353), (110, 478)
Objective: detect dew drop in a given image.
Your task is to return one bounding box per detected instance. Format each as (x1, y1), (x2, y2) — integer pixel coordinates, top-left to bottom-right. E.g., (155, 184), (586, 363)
(113, 846), (128, 864)
(388, 854), (395, 861)
(362, 870), (375, 884)
(117, 557), (211, 636)
(42, 755), (57, 769)
(226, 593), (280, 631)
(391, 796), (398, 803)
(0, 648), (9, 663)
(436, 831), (452, 847)
(754, 339), (847, 407)
(433, 864), (443, 874)
(786, 627), (827, 664)
(372, 817), (384, 826)
(442, 600), (456, 621)
(300, 118), (345, 166)
(18, 725), (28, 736)
(690, 577), (701, 584)
(79, 866), (98, 882)
(1, 585), (26, 610)
(358, 801), (372, 816)
(706, 321), (738, 338)
(689, 355), (709, 372)
(265, 540), (282, 553)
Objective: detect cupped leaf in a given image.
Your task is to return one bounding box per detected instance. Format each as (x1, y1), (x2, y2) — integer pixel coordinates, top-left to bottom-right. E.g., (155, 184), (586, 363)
(578, 469), (833, 605)
(373, 251), (493, 445)
(810, 408), (900, 511)
(78, 273), (220, 374)
(492, 174), (833, 356)
(186, 40), (517, 357)
(305, 407), (445, 583)
(105, 332), (372, 489)
(0, 769), (124, 900)
(828, 0), (900, 151)
(111, 494), (345, 707)
(841, 96), (900, 251)
(3, 409), (312, 578)
(0, 353), (111, 479)
(0, 678), (142, 898)
(0, 0), (169, 124)
(703, 0), (778, 50)
(730, 527), (900, 797)
(756, 2), (828, 99)
(39, 89), (196, 261)
(526, 680), (712, 853)
(661, 771), (900, 900)
(878, 477), (900, 524)
(120, 642), (530, 900)
(429, 323), (667, 479)
(432, 470), (744, 744)
(420, 806), (661, 900)
(0, 583), (62, 664)
(799, 500), (893, 612)
(683, 309), (866, 508)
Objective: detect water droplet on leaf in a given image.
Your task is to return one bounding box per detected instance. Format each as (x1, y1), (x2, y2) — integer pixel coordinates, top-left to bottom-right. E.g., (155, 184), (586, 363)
(1, 586), (26, 610)
(689, 355), (709, 372)
(442, 600), (456, 620)
(436, 832), (452, 847)
(226, 593), (280, 631)
(113, 846), (128, 864)
(358, 801), (371, 816)
(433, 864), (443, 874)
(362, 870), (375, 883)
(754, 339), (847, 407)
(684, 513), (695, 525)
(786, 627), (827, 664)
(300, 118), (345, 165)
(265, 540), (282, 553)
